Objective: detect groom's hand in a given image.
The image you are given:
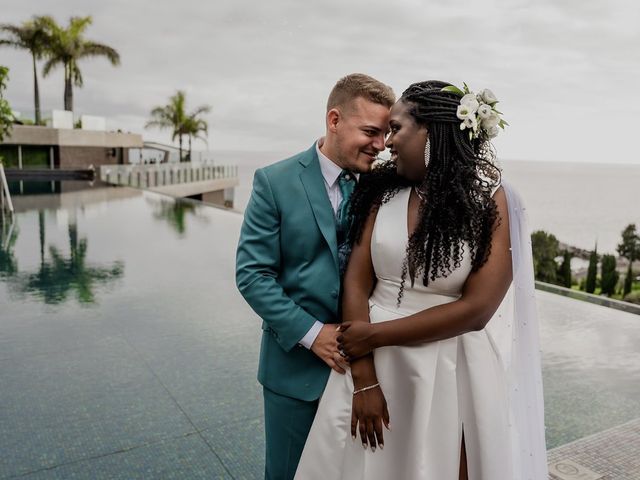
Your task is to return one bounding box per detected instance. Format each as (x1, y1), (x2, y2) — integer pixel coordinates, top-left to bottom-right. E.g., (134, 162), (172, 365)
(311, 324), (347, 374)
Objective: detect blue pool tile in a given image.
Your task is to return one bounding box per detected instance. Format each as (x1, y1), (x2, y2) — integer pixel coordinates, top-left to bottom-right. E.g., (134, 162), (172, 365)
(0, 337), (196, 477)
(200, 417), (265, 480)
(18, 433), (231, 479)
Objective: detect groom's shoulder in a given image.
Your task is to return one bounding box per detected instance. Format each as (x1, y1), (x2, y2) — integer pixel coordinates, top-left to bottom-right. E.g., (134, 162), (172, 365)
(260, 145), (314, 178)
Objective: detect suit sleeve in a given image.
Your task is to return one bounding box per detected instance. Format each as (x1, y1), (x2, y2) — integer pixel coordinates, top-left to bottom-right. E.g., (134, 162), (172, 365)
(235, 168), (318, 352)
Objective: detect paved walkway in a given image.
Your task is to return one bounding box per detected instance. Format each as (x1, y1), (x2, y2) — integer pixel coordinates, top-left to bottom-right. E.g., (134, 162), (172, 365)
(548, 418), (640, 480)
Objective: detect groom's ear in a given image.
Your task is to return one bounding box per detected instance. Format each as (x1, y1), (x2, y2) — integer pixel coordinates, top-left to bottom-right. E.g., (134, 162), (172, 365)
(326, 108), (341, 133)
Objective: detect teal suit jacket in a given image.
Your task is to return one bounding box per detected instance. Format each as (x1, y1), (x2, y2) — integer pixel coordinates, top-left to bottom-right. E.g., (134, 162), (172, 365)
(236, 144), (340, 401)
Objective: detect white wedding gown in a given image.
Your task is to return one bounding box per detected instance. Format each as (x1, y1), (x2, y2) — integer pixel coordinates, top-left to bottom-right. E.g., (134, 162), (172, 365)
(295, 185), (548, 480)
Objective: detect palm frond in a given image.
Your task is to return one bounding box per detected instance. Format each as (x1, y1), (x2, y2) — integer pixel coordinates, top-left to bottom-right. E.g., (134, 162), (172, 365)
(0, 39), (21, 48)
(80, 42), (120, 65)
(0, 25), (24, 38)
(0, 17), (54, 57)
(145, 119), (173, 129)
(67, 16), (92, 37)
(42, 56), (62, 77)
(190, 105), (212, 116)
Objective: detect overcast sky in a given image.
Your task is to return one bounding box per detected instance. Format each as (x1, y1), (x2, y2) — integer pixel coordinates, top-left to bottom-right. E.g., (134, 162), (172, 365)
(2, 0), (640, 164)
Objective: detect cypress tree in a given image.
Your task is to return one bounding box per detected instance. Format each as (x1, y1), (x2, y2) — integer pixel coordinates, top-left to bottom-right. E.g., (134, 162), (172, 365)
(600, 254), (618, 297)
(617, 224), (639, 296)
(558, 250), (572, 288)
(585, 243), (598, 294)
(623, 263), (634, 297)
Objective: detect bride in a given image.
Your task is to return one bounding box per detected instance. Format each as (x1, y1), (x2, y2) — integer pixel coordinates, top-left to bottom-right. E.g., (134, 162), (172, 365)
(295, 81), (548, 479)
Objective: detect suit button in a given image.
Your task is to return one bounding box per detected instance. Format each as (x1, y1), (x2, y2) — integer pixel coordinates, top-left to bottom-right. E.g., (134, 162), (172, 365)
(331, 290), (338, 298)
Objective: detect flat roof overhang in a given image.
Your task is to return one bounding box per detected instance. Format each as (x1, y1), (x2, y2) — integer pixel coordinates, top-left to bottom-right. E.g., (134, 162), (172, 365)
(1, 125), (143, 148)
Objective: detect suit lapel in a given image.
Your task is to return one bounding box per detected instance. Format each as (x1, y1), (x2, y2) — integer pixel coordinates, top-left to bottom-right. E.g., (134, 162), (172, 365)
(299, 147), (339, 270)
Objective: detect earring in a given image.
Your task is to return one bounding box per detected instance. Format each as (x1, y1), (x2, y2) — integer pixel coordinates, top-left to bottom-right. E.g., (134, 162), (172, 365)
(424, 138), (431, 168)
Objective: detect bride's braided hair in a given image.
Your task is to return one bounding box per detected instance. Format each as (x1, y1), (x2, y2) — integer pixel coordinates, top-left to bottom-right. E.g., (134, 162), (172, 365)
(348, 80), (501, 304)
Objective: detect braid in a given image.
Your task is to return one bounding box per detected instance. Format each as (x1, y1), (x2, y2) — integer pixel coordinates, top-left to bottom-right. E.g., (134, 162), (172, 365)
(348, 80), (501, 303)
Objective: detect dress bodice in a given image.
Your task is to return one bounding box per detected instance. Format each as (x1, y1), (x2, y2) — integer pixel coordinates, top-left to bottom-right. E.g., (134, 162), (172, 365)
(369, 187), (473, 315)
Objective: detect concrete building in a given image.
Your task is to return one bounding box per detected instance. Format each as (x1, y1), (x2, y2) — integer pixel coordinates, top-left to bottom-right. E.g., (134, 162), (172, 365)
(0, 113), (238, 209)
(0, 124), (143, 170)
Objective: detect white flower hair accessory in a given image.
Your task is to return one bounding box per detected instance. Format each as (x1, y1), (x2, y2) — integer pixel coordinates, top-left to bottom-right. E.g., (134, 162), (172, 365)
(442, 83), (508, 140)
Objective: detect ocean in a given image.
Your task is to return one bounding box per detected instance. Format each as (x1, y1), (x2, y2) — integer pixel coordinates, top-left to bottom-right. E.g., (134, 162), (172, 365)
(213, 149), (640, 255)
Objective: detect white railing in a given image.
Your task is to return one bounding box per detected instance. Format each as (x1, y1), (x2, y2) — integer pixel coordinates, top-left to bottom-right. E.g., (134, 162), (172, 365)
(99, 162), (238, 189)
(0, 162), (14, 216)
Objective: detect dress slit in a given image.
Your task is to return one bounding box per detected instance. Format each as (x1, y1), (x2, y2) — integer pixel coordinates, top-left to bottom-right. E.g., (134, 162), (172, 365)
(459, 427), (468, 480)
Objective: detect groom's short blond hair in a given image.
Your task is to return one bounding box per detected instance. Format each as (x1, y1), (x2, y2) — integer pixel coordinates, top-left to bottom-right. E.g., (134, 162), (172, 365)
(327, 73), (395, 112)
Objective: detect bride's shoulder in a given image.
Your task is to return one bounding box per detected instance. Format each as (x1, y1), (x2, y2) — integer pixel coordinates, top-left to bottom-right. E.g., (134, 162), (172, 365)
(488, 177), (503, 198)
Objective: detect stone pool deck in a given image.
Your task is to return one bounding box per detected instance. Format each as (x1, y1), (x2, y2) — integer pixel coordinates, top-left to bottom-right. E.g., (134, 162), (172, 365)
(548, 418), (640, 480)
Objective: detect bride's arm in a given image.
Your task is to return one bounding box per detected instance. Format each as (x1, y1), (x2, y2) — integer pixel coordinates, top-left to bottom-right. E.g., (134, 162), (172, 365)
(339, 187), (512, 357)
(342, 206), (389, 450)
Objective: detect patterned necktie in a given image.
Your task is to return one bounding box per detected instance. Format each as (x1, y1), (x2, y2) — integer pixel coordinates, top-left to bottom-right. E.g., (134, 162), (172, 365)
(336, 170), (356, 275)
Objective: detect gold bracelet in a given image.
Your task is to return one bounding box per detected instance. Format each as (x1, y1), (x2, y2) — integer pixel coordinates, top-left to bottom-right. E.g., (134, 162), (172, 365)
(353, 383), (380, 395)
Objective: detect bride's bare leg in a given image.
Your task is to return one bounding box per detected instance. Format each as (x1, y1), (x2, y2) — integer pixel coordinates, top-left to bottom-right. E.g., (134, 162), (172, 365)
(458, 430), (468, 480)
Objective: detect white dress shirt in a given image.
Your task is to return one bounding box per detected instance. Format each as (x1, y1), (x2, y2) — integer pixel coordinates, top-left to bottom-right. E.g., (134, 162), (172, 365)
(298, 141), (357, 349)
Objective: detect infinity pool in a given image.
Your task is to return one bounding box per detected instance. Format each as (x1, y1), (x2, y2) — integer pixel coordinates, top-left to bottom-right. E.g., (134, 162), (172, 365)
(1, 180), (639, 478)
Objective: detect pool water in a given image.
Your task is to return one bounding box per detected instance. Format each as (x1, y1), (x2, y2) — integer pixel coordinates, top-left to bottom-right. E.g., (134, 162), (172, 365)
(1, 180), (639, 478)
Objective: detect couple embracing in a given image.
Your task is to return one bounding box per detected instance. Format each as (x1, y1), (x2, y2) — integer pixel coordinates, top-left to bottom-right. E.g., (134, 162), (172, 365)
(236, 74), (548, 480)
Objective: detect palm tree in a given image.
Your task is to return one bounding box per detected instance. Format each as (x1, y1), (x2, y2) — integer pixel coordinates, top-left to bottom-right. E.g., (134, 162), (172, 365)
(42, 16), (120, 112)
(183, 107), (211, 161)
(147, 91), (187, 161)
(145, 90), (187, 161)
(0, 15), (54, 125)
(147, 91), (210, 162)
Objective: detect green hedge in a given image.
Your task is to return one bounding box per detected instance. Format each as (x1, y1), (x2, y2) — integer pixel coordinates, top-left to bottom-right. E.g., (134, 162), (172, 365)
(623, 290), (640, 305)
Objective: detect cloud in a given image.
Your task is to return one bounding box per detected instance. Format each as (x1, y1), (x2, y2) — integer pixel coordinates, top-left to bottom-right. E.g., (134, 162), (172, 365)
(2, 0), (639, 163)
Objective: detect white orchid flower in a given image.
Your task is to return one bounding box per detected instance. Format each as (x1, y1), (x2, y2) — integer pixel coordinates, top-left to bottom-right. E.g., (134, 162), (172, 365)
(456, 104), (475, 120)
(463, 115), (478, 131)
(482, 112), (500, 129)
(460, 93), (479, 113)
(477, 104), (492, 119)
(480, 89), (498, 105)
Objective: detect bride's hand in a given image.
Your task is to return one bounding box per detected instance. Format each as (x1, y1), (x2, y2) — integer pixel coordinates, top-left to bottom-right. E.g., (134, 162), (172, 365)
(338, 322), (376, 360)
(351, 385), (390, 452)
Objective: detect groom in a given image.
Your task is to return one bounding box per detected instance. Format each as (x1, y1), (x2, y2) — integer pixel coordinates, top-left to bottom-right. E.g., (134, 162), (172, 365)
(236, 73), (394, 479)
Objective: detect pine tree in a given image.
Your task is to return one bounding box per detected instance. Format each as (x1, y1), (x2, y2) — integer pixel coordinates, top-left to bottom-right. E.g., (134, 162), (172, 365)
(585, 243), (598, 294)
(600, 254), (618, 297)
